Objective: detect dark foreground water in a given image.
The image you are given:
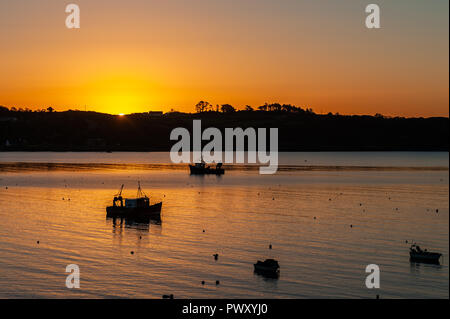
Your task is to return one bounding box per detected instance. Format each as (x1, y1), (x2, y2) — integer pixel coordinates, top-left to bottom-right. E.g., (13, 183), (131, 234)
(0, 152), (448, 298)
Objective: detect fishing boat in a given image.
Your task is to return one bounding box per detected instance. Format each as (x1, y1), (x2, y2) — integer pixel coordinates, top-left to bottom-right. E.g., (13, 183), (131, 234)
(409, 244), (442, 264)
(254, 259), (280, 277)
(106, 183), (162, 219)
(189, 162), (224, 175)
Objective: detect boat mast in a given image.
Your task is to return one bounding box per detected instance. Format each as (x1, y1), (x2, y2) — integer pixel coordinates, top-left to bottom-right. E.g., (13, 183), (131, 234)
(137, 181), (147, 198)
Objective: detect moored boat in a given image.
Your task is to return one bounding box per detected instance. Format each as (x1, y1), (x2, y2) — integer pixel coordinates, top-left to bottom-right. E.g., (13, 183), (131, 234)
(409, 244), (442, 264)
(254, 259), (280, 277)
(189, 162), (224, 175)
(106, 183), (162, 219)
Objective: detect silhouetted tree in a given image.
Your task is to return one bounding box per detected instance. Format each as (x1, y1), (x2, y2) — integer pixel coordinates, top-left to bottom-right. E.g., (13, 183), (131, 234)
(195, 101), (210, 113)
(258, 103), (268, 111)
(221, 104), (236, 113)
(245, 105), (254, 111)
(47, 107), (54, 113)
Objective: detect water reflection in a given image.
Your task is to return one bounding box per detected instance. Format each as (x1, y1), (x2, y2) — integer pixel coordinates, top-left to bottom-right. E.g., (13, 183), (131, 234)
(254, 270), (280, 280)
(107, 215), (162, 232)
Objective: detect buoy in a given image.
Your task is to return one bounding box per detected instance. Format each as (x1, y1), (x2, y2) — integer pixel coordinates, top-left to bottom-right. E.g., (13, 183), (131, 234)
(130, 251), (134, 255)
(37, 241), (39, 244)
(314, 216), (316, 220)
(139, 236), (142, 239)
(269, 244), (272, 249)
(213, 254), (219, 260)
(201, 281), (205, 285)
(350, 224), (353, 228)
(202, 229), (205, 233)
(436, 209), (439, 213)
(216, 280), (220, 285)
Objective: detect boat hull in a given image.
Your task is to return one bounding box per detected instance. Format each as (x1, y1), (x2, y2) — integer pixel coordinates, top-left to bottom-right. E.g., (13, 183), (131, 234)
(409, 252), (442, 264)
(253, 264), (280, 278)
(189, 165), (224, 175)
(106, 202), (162, 218)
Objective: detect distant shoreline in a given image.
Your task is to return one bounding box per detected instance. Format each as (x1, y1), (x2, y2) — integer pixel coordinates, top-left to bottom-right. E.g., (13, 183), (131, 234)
(1, 109), (448, 152)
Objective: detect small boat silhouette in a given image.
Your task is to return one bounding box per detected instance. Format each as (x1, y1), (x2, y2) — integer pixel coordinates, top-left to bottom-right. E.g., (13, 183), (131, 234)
(189, 161), (224, 175)
(409, 244), (442, 264)
(254, 259), (280, 277)
(106, 182), (162, 219)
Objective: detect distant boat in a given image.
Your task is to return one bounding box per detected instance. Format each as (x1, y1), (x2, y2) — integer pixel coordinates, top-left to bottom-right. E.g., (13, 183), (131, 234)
(254, 259), (280, 277)
(189, 162), (224, 175)
(106, 183), (162, 219)
(409, 244), (442, 264)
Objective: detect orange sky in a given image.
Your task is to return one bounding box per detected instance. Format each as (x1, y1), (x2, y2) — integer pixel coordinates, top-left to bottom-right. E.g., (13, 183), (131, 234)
(0, 0), (448, 116)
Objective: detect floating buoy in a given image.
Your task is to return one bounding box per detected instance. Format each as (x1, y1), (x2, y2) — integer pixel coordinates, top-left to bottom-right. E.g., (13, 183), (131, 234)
(215, 280), (220, 285)
(130, 251), (134, 255)
(37, 241), (39, 244)
(202, 229), (205, 233)
(350, 224), (353, 228)
(139, 236), (142, 239)
(269, 244), (272, 249)
(201, 281), (205, 285)
(213, 254), (219, 260)
(436, 209), (439, 213)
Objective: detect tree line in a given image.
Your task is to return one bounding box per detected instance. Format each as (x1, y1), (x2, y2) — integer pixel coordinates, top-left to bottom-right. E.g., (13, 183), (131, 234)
(194, 101), (314, 114)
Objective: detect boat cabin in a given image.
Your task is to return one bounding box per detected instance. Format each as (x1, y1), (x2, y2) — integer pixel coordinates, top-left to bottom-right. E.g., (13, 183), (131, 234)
(125, 197), (150, 208)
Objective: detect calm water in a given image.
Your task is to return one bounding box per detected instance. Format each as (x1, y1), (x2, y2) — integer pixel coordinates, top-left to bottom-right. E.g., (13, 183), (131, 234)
(0, 152), (448, 298)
